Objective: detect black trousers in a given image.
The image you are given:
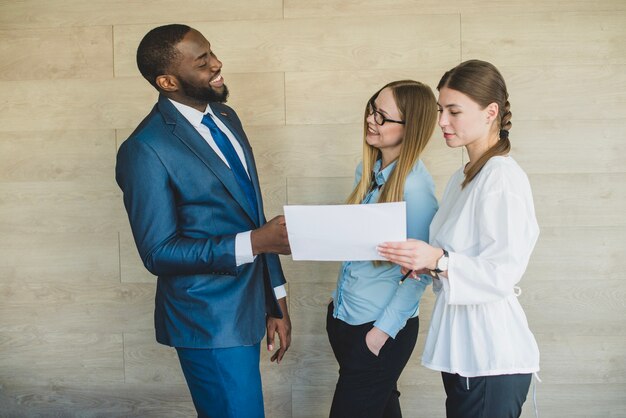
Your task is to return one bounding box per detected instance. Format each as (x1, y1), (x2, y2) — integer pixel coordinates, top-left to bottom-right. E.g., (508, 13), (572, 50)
(442, 372), (532, 418)
(326, 302), (420, 418)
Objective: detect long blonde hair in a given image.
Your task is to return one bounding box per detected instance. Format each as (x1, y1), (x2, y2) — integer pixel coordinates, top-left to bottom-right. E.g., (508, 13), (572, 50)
(346, 80), (437, 204)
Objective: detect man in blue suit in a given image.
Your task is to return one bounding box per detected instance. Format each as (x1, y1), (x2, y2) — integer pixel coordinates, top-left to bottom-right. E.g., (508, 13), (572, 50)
(116, 24), (292, 418)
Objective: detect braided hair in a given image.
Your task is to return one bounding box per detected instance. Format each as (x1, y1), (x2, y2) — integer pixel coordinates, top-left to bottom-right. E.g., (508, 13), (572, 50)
(438, 60), (512, 188)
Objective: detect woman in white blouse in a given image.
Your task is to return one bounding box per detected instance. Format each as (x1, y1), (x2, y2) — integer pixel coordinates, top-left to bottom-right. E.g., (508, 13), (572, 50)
(378, 60), (540, 418)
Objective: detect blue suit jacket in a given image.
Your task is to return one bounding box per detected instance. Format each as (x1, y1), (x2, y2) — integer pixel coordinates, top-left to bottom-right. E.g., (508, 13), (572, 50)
(116, 95), (286, 349)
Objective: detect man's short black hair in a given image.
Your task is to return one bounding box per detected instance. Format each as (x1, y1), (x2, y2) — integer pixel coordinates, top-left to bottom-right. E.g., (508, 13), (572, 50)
(136, 24), (191, 89)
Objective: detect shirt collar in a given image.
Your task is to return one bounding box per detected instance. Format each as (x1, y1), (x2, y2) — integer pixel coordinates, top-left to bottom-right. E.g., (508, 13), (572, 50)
(168, 99), (217, 128)
(372, 159), (397, 187)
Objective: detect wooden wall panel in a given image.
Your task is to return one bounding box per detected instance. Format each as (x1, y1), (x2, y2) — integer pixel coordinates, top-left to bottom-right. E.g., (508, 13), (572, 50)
(0, 181), (124, 234)
(284, 0), (626, 18)
(537, 335), (626, 384)
(0, 130), (116, 181)
(517, 384), (626, 418)
(124, 332), (185, 384)
(0, 232), (119, 283)
(0, 73), (284, 132)
(0, 26), (113, 81)
(0, 282), (154, 333)
(0, 382), (195, 418)
(462, 12), (626, 65)
(279, 259), (342, 285)
(246, 124), (362, 178)
(0, 333), (123, 385)
(527, 226), (626, 281)
(0, 0), (283, 29)
(285, 70), (443, 125)
(505, 65), (626, 121)
(114, 15), (460, 77)
(530, 173), (626, 227)
(286, 176), (354, 205)
(512, 120), (626, 174)
(521, 279), (625, 336)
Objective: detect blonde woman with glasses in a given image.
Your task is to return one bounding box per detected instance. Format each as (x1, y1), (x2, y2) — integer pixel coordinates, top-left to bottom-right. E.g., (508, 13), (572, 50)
(326, 80), (439, 418)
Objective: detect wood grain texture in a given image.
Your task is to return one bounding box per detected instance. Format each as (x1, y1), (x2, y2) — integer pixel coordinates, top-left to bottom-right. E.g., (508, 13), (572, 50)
(0, 282), (154, 333)
(0, 181), (125, 234)
(535, 334), (626, 384)
(285, 70), (443, 125)
(0, 382), (195, 418)
(114, 15), (459, 77)
(280, 259), (342, 285)
(530, 173), (626, 227)
(526, 226), (625, 281)
(504, 65), (626, 121)
(286, 176), (354, 205)
(123, 332), (185, 384)
(0, 0), (283, 29)
(287, 282), (336, 336)
(0, 130), (116, 181)
(284, 0), (626, 18)
(0, 232), (119, 283)
(0, 73), (284, 132)
(0, 333), (123, 385)
(246, 124), (362, 179)
(462, 11), (626, 65)
(520, 279), (626, 336)
(0, 26), (113, 81)
(512, 119), (626, 174)
(517, 384), (626, 418)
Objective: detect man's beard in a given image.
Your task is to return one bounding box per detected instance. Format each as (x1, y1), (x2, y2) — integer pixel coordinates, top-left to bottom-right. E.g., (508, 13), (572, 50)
(179, 78), (229, 103)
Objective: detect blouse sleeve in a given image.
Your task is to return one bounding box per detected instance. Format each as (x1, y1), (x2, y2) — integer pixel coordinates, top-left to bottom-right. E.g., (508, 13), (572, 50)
(441, 185), (539, 305)
(374, 161), (438, 337)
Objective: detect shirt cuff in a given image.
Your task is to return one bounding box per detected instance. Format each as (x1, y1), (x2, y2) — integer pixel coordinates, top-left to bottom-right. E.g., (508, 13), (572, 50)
(235, 231), (256, 266)
(273, 285), (287, 300)
(374, 311), (407, 339)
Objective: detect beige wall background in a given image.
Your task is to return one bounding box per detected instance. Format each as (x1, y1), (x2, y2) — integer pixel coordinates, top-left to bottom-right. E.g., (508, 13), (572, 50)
(1, 1), (625, 417)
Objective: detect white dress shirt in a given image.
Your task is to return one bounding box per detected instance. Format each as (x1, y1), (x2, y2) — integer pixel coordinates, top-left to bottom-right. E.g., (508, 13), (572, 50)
(422, 156), (539, 377)
(169, 99), (286, 300)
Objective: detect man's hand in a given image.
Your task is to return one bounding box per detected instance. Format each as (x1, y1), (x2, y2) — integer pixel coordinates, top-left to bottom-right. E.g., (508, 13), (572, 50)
(365, 326), (390, 357)
(251, 215), (291, 255)
(266, 297), (291, 364)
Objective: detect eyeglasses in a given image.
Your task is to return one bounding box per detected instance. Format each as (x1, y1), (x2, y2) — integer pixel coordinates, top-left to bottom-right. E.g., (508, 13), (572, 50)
(367, 101), (405, 126)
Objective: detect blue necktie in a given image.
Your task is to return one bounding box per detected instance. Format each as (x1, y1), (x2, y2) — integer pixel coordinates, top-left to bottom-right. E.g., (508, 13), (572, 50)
(201, 113), (259, 222)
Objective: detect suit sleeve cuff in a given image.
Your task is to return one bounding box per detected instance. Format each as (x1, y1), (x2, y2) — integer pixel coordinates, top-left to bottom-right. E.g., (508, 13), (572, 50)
(235, 231), (256, 266)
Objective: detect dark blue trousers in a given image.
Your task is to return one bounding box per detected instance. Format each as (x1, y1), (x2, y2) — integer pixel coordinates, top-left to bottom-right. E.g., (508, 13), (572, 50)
(176, 343), (264, 418)
(442, 372), (532, 418)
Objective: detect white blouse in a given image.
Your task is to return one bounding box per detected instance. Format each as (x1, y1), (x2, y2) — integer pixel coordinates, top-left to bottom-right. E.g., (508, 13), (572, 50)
(422, 156), (540, 377)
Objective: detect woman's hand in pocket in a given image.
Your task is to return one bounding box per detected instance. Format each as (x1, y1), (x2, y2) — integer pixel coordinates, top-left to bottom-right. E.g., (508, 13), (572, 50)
(365, 326), (390, 356)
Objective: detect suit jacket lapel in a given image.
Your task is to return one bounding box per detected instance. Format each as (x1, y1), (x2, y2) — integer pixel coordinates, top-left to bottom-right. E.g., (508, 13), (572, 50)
(158, 96), (259, 226)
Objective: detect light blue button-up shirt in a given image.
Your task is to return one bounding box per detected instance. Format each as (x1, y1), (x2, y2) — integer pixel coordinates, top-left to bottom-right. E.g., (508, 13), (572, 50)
(332, 159), (438, 338)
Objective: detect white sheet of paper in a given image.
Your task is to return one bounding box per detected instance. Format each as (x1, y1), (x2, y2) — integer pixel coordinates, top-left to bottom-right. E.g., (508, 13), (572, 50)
(283, 202), (406, 261)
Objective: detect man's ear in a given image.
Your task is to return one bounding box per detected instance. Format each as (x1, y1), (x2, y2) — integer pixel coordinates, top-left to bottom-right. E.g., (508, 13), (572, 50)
(156, 74), (179, 92)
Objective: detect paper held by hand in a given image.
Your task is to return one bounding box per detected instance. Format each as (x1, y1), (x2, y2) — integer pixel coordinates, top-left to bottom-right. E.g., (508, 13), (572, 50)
(283, 202), (406, 261)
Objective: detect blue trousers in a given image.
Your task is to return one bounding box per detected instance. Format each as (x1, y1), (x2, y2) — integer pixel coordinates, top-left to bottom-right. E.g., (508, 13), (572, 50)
(176, 343), (264, 418)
